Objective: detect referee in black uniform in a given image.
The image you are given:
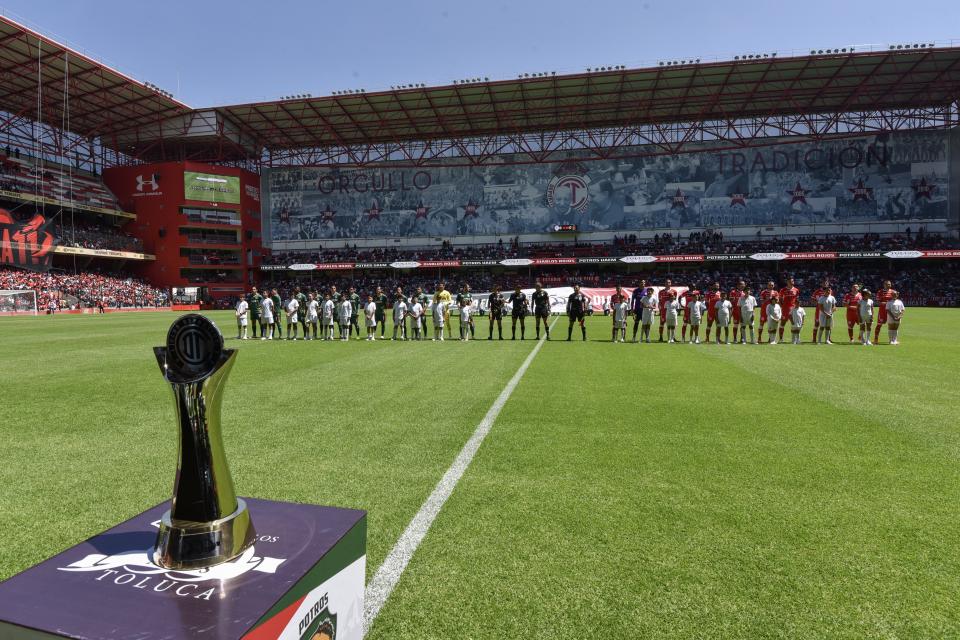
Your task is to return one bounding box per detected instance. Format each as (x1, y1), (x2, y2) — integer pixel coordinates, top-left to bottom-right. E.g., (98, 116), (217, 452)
(567, 284), (589, 341)
(487, 285), (505, 340)
(531, 282), (551, 340)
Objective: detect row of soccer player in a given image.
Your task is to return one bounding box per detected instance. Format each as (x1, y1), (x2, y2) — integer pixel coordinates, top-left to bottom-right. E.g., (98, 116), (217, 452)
(233, 278), (906, 344)
(234, 282), (560, 341)
(235, 283), (475, 341)
(606, 278), (905, 345)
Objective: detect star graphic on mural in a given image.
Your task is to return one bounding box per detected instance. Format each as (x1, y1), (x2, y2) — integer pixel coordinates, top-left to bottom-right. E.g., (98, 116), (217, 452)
(320, 206), (336, 223)
(414, 202), (430, 219)
(729, 193), (747, 207)
(912, 177), (936, 201)
(848, 179), (873, 202)
(670, 188), (687, 209)
(787, 182), (809, 205)
(463, 201), (479, 218)
(366, 203), (381, 221)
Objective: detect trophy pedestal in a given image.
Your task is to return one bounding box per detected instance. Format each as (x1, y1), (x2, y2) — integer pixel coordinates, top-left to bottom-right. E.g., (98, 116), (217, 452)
(0, 498), (367, 640)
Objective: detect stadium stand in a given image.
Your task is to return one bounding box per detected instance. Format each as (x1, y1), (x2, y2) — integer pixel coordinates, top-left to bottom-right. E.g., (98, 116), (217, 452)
(0, 267), (168, 310)
(51, 221), (144, 253)
(0, 149), (124, 214)
(262, 232), (959, 265)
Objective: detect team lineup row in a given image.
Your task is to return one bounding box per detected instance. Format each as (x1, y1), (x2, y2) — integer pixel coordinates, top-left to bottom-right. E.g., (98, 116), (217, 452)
(612, 280), (905, 345)
(232, 277), (907, 345)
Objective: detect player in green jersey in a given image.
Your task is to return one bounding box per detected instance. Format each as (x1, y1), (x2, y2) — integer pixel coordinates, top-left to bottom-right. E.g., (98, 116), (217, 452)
(270, 289), (283, 338)
(248, 287), (263, 339)
(348, 287), (362, 339)
(374, 286), (388, 339)
(295, 286), (308, 338)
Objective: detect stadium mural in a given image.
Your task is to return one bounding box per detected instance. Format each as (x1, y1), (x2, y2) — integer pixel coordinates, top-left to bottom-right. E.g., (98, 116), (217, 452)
(0, 209), (55, 271)
(263, 130), (950, 243)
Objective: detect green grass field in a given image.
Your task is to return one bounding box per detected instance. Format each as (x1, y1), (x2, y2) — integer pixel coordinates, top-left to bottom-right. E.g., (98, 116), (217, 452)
(1, 309), (959, 639)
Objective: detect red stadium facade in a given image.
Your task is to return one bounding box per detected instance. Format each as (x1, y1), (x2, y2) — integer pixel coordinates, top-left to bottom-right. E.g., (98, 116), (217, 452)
(103, 162), (262, 298)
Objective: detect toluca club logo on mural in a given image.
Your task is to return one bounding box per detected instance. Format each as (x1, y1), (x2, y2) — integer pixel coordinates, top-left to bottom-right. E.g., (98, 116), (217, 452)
(546, 162), (591, 213)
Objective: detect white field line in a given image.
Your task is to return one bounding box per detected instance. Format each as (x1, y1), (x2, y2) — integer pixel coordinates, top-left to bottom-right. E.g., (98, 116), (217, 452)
(363, 316), (558, 634)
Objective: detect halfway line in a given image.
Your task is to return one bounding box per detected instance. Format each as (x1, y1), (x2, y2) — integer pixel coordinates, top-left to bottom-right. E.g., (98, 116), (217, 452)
(363, 317), (558, 634)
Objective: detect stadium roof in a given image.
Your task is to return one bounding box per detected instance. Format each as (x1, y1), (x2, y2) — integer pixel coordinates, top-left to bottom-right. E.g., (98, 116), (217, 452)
(218, 47), (960, 150)
(0, 15), (189, 141)
(1, 10), (959, 163)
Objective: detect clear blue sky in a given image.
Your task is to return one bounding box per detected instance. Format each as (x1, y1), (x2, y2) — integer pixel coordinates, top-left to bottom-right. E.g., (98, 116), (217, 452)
(3, 0), (957, 107)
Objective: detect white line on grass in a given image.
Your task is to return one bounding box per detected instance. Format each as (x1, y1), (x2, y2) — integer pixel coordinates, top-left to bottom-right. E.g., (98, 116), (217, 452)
(364, 316), (559, 634)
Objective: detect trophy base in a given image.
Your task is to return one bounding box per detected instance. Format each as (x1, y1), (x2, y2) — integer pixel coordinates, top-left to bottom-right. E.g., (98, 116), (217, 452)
(0, 498), (367, 639)
(153, 498), (256, 570)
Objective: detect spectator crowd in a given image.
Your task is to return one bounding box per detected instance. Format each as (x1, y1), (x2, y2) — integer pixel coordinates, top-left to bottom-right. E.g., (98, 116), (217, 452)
(264, 231), (958, 265)
(0, 268), (167, 310)
(52, 221), (144, 253)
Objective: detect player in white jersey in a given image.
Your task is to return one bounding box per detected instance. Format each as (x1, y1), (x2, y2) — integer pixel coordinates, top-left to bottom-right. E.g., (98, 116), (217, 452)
(789, 305), (805, 344)
(765, 297), (782, 344)
(392, 298), (408, 340)
(260, 296), (274, 340)
(858, 290), (874, 345)
(664, 294), (680, 343)
(235, 298), (249, 340)
(885, 292), (905, 344)
(339, 297), (353, 341)
(305, 293), (319, 340)
(687, 294), (706, 344)
(432, 301), (446, 341)
(640, 288), (657, 343)
(817, 288), (837, 344)
(364, 296), (378, 341)
(714, 292), (733, 344)
(612, 300), (629, 342)
(320, 294), (335, 340)
(409, 300), (424, 340)
(738, 287), (757, 344)
(285, 296), (300, 340)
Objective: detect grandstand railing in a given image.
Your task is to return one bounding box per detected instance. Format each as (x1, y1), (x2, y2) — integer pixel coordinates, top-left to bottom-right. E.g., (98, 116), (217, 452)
(52, 246), (155, 261)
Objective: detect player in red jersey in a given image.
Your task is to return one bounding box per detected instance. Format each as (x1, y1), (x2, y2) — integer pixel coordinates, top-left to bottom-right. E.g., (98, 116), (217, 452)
(680, 288), (699, 343)
(777, 277), (800, 342)
(873, 280), (898, 343)
(728, 280), (745, 343)
(703, 282), (722, 342)
(757, 281), (777, 343)
(842, 284), (863, 342)
(610, 285), (628, 306)
(809, 278), (829, 344)
(658, 278), (677, 342)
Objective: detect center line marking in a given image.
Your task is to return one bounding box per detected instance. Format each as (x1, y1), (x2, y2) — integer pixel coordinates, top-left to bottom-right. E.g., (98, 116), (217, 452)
(363, 316), (559, 634)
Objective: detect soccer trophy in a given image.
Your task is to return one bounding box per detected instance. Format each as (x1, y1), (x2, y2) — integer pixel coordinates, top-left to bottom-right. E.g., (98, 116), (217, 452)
(152, 313), (255, 569)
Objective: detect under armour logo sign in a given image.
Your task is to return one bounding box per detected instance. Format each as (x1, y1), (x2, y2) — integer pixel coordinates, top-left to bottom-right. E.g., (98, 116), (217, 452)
(136, 174), (159, 192)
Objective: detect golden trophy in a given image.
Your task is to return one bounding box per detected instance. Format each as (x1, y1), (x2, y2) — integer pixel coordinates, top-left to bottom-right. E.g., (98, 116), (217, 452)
(152, 314), (255, 569)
